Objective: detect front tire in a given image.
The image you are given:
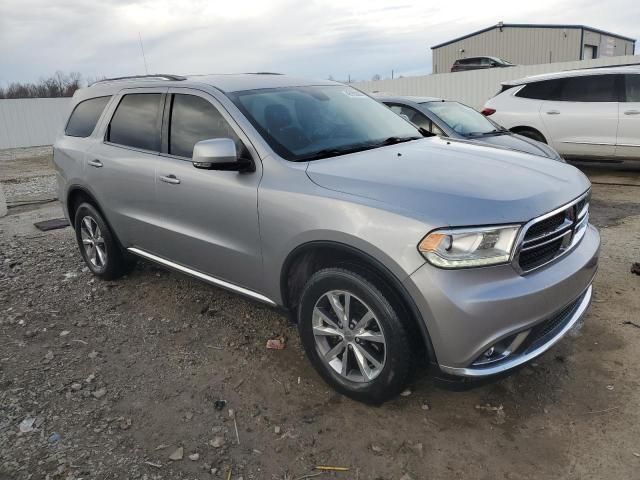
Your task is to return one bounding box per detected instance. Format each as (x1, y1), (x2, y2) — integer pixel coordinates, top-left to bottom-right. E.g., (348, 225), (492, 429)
(74, 202), (133, 280)
(298, 268), (413, 404)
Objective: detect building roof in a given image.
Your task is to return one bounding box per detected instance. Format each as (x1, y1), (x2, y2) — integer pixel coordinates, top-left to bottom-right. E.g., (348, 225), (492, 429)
(431, 23), (636, 50)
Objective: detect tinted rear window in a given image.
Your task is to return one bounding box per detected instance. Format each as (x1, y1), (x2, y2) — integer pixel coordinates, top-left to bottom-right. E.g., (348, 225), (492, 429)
(559, 75), (618, 102)
(516, 75), (619, 102)
(65, 96), (110, 137)
(515, 79), (564, 100)
(107, 93), (163, 151)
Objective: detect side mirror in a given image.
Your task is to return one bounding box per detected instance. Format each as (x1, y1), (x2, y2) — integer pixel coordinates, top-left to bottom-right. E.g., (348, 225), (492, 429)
(192, 138), (254, 172)
(399, 113), (411, 121)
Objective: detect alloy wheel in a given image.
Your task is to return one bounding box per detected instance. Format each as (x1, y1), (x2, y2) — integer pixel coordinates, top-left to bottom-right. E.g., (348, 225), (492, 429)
(312, 290), (386, 382)
(80, 216), (107, 269)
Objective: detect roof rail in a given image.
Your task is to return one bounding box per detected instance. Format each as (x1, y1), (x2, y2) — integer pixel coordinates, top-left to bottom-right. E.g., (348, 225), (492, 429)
(90, 74), (186, 87)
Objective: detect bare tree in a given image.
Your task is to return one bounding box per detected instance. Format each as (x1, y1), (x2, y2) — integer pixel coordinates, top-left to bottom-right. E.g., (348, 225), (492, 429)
(0, 72), (84, 99)
(371, 74), (381, 81)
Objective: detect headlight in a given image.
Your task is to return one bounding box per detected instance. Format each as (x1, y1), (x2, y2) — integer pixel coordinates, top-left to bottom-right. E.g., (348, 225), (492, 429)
(418, 225), (521, 269)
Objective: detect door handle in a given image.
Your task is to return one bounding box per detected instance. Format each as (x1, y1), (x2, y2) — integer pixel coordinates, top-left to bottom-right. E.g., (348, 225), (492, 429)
(546, 110), (560, 115)
(159, 174), (181, 185)
(88, 159), (103, 168)
(624, 110), (640, 115)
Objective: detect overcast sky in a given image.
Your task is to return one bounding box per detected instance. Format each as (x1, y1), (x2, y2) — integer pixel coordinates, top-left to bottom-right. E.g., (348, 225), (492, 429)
(0, 0), (638, 85)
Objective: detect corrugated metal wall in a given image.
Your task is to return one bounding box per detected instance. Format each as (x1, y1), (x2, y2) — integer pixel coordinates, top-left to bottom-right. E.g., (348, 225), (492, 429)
(0, 98), (72, 150)
(582, 30), (634, 58)
(432, 26), (634, 73)
(433, 27), (583, 73)
(355, 55), (640, 110)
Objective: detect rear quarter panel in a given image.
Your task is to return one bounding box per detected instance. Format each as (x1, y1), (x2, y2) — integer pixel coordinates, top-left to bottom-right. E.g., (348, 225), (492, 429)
(486, 88), (548, 138)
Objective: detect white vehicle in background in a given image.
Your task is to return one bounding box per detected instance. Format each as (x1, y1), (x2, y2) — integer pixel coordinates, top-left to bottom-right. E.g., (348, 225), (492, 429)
(483, 66), (640, 162)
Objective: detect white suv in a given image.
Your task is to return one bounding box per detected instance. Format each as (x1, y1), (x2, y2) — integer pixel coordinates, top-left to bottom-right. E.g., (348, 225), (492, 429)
(483, 67), (640, 161)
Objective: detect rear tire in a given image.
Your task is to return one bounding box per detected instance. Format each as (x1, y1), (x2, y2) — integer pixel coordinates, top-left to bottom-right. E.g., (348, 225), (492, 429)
(513, 127), (547, 144)
(74, 202), (134, 280)
(297, 268), (413, 404)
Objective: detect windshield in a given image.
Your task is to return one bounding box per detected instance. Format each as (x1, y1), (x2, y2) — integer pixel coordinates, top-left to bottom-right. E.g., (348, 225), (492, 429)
(229, 85), (422, 161)
(423, 101), (501, 137)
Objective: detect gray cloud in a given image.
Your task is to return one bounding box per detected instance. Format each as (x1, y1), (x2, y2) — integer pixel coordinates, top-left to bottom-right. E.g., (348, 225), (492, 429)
(0, 0), (637, 85)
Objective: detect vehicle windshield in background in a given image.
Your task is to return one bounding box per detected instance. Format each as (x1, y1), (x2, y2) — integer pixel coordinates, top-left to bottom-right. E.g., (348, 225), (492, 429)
(424, 101), (503, 137)
(230, 86), (423, 161)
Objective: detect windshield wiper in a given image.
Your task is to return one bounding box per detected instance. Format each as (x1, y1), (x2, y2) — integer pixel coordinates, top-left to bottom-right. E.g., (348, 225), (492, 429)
(378, 136), (423, 145)
(298, 136), (422, 161)
(466, 128), (508, 137)
(299, 144), (379, 161)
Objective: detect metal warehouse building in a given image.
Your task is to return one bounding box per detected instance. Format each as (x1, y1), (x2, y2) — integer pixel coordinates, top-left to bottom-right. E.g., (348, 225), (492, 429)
(431, 23), (636, 73)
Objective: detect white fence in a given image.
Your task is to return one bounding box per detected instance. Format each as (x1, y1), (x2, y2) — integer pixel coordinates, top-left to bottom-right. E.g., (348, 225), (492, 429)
(354, 55), (640, 110)
(1, 56), (639, 149)
(0, 97), (72, 150)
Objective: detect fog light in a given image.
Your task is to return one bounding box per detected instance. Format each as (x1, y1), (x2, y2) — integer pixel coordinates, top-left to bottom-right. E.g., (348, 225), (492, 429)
(472, 330), (531, 366)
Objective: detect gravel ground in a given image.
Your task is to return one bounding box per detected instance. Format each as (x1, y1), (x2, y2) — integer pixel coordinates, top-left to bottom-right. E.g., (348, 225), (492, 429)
(0, 147), (57, 205)
(1, 157), (640, 480)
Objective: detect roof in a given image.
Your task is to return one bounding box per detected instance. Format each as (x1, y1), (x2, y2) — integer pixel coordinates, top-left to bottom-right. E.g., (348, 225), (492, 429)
(502, 65), (640, 86)
(372, 94), (443, 103)
(431, 23), (636, 49)
(184, 73), (338, 92)
(87, 73), (339, 94)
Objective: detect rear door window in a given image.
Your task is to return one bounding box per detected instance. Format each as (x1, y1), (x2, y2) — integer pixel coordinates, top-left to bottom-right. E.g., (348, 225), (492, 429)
(168, 94), (240, 158)
(624, 74), (640, 102)
(65, 96), (111, 137)
(557, 75), (619, 102)
(107, 93), (163, 151)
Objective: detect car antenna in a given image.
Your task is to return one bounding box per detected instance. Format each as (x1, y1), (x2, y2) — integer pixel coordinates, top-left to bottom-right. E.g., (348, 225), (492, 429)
(138, 32), (149, 75)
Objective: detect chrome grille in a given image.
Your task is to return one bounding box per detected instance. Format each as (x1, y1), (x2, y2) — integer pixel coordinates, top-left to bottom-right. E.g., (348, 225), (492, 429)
(514, 191), (590, 274)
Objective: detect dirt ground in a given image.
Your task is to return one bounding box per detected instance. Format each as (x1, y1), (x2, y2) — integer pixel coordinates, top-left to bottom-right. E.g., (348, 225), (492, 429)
(1, 150), (640, 480)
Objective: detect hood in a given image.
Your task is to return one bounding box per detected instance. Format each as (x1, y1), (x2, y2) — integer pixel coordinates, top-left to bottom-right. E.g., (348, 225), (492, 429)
(472, 133), (562, 160)
(306, 137), (590, 227)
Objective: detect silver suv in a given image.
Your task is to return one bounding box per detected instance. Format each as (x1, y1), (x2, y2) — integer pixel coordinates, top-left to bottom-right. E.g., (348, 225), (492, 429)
(54, 74), (599, 403)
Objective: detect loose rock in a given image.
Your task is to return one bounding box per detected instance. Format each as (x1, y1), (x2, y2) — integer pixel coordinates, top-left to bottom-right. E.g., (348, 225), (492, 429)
(91, 387), (107, 399)
(169, 447), (184, 461)
(210, 436), (225, 448)
(18, 417), (36, 433)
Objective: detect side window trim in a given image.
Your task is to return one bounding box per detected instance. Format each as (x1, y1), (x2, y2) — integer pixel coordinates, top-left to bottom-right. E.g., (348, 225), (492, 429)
(160, 93), (191, 161)
(103, 89), (166, 154)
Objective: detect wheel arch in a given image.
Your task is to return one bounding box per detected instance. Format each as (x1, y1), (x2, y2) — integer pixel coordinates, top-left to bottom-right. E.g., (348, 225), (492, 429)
(66, 186), (127, 252)
(280, 240), (438, 365)
(66, 185), (103, 229)
(509, 126), (548, 143)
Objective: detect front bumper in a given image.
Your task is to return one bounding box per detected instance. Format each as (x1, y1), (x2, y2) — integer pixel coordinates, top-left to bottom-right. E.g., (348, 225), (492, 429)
(404, 224), (600, 377)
